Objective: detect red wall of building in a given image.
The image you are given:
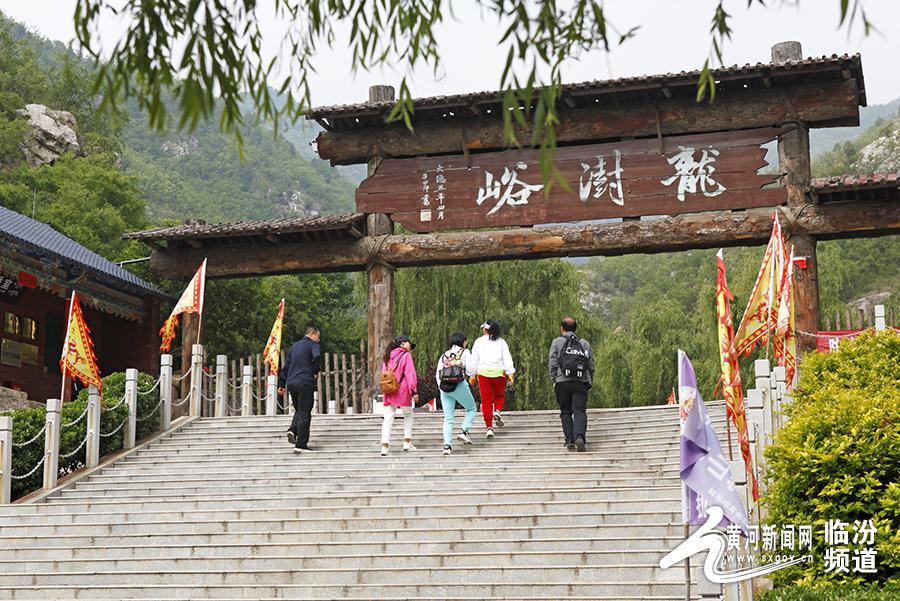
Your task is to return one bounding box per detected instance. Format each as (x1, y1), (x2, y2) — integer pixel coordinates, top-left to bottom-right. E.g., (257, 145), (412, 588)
(0, 288), (160, 403)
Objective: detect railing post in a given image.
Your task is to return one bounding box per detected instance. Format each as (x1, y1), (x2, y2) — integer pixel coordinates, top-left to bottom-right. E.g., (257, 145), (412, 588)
(328, 400), (338, 415)
(266, 375), (277, 416)
(772, 366), (787, 432)
(43, 399), (61, 490)
(754, 359), (772, 444)
(160, 354), (173, 431)
(215, 355), (227, 418)
(0, 416), (11, 504)
(124, 368), (138, 449)
(241, 365), (253, 416)
(86, 384), (101, 468)
(190, 344), (204, 417)
(874, 304), (886, 331)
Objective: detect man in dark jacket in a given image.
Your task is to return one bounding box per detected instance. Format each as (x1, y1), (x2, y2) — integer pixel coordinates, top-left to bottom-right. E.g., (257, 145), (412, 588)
(278, 326), (322, 453)
(548, 317), (594, 452)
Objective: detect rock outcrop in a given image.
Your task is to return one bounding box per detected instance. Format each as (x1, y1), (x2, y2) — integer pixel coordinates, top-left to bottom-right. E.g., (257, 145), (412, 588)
(16, 103), (81, 166)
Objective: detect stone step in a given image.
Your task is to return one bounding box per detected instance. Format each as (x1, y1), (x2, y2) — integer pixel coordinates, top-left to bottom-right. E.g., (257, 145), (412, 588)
(67, 466), (678, 485)
(3, 494), (682, 526)
(58, 465), (679, 488)
(0, 522), (685, 547)
(165, 420), (715, 440)
(123, 445), (697, 462)
(52, 470), (680, 500)
(0, 564), (699, 587)
(39, 477), (679, 506)
(0, 582), (697, 600)
(4, 484), (680, 515)
(81, 453), (674, 472)
(181, 404), (724, 426)
(0, 508), (680, 536)
(0, 548), (684, 571)
(0, 597), (698, 601)
(0, 534), (686, 559)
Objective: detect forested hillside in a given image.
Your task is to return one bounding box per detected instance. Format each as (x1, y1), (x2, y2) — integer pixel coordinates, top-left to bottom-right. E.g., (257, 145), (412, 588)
(120, 106), (355, 222)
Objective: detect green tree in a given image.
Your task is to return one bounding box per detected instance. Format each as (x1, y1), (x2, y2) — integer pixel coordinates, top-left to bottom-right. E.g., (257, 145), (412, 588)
(200, 274), (364, 360)
(0, 153), (148, 261)
(395, 259), (603, 410)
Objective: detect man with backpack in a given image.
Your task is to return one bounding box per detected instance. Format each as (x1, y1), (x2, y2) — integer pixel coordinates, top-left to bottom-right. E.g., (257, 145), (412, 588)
(548, 317), (594, 452)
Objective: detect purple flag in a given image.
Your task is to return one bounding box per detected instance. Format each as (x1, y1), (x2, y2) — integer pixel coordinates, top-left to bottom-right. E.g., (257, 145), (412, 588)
(678, 350), (749, 532)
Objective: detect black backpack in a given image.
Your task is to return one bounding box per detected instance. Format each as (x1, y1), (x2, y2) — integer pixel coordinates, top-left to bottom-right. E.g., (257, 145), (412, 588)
(559, 335), (589, 379)
(439, 350), (466, 392)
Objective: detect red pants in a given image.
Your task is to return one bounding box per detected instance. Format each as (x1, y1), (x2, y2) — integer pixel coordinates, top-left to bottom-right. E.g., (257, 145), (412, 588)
(477, 375), (506, 428)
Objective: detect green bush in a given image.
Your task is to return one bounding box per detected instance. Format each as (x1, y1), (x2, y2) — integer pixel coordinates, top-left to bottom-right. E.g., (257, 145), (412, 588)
(3, 370), (161, 501)
(759, 583), (900, 601)
(764, 330), (900, 586)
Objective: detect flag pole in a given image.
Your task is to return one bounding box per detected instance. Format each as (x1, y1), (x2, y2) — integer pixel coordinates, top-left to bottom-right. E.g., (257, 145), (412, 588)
(59, 293), (76, 402)
(676, 350), (691, 601)
(195, 258), (207, 348)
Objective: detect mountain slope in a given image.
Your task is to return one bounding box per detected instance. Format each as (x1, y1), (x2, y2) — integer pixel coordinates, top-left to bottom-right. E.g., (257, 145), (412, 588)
(121, 109), (356, 222)
(3, 13), (357, 224)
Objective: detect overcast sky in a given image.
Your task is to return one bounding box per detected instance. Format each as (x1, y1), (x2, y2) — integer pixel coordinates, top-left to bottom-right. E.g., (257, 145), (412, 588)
(2, 1), (898, 107)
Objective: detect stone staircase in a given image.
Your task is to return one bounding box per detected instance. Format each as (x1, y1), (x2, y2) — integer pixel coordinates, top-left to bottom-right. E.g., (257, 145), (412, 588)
(0, 403), (736, 600)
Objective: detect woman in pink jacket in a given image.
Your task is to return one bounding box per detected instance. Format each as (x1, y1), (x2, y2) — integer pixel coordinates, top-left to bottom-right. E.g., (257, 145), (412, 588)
(380, 335), (419, 456)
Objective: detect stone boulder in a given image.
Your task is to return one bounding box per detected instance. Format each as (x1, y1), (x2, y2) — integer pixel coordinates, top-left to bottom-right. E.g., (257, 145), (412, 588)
(16, 103), (81, 166)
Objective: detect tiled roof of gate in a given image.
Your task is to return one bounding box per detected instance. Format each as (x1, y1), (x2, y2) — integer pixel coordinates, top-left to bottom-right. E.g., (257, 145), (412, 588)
(811, 172), (900, 202)
(811, 172), (899, 190)
(123, 213), (366, 247)
(309, 54), (865, 127)
(0, 205), (164, 296)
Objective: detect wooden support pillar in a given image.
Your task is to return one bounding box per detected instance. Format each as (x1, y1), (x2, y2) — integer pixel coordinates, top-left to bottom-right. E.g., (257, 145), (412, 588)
(366, 84), (396, 404)
(773, 41), (820, 354)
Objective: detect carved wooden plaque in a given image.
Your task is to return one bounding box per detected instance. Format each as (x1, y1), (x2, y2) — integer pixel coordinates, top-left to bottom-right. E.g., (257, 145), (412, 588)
(357, 128), (785, 232)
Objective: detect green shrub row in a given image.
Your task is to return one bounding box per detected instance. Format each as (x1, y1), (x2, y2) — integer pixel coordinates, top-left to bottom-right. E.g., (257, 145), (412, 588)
(764, 329), (900, 587)
(759, 583), (900, 601)
(3, 371), (161, 501)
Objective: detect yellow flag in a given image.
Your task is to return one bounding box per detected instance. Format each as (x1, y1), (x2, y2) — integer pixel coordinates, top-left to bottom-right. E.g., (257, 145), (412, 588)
(735, 215), (788, 356)
(263, 298), (285, 376)
(774, 248), (798, 388)
(60, 292), (103, 392)
(159, 259), (207, 352)
(716, 250), (758, 500)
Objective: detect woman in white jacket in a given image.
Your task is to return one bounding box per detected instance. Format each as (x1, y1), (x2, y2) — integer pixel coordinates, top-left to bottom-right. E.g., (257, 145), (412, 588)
(469, 319), (515, 438)
(435, 332), (477, 455)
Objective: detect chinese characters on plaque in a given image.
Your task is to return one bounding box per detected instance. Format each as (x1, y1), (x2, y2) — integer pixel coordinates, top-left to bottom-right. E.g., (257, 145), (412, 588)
(423, 145), (728, 223)
(419, 164), (448, 222)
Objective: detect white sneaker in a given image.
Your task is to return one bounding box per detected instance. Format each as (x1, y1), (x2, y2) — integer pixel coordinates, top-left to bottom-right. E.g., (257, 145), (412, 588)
(380, 445), (389, 457)
(486, 428), (494, 439)
(442, 445), (452, 455)
(403, 441), (417, 451)
(494, 411), (504, 427)
(457, 430), (472, 445)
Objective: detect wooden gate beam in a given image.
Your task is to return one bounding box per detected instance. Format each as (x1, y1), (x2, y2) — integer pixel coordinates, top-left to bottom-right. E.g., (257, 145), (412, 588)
(148, 200), (900, 279)
(315, 80), (860, 165)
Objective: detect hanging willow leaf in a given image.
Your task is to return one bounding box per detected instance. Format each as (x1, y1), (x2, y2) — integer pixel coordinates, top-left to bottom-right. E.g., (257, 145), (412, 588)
(73, 0), (873, 174)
